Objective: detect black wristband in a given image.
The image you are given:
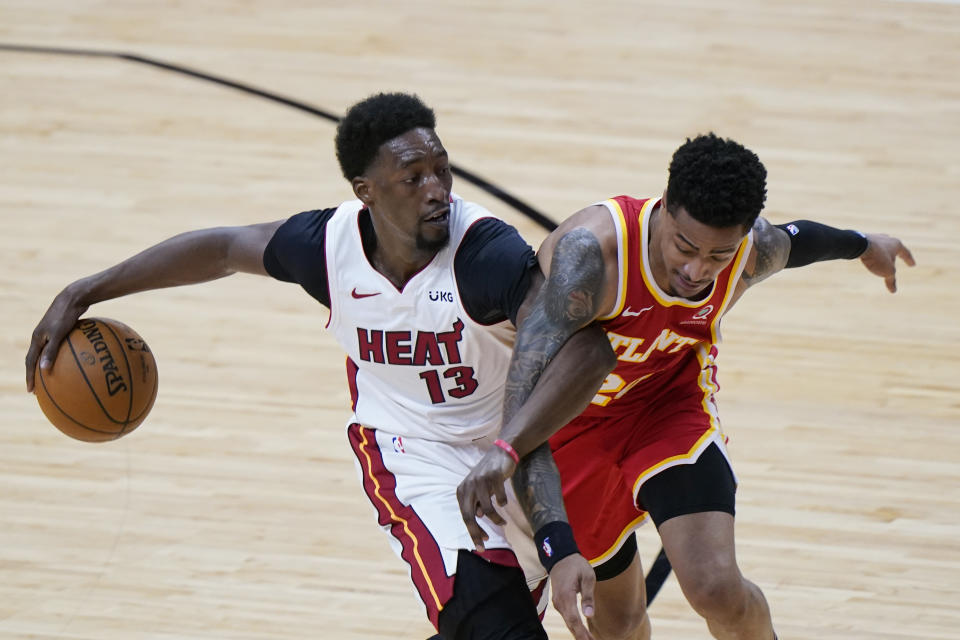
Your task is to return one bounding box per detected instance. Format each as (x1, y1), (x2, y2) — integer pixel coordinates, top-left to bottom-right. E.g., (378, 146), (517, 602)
(777, 220), (868, 268)
(534, 521), (579, 572)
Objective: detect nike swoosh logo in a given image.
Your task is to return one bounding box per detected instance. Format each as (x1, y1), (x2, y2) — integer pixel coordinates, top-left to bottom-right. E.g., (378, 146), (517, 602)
(622, 305), (654, 317)
(351, 288), (381, 299)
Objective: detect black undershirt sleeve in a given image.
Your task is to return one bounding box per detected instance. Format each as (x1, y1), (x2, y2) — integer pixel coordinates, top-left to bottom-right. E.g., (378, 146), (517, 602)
(262, 207), (338, 307)
(455, 217), (538, 326)
(776, 219), (868, 268)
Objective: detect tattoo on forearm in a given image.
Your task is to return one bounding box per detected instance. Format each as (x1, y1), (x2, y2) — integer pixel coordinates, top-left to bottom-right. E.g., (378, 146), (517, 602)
(741, 217), (790, 286)
(512, 443), (568, 530)
(503, 228), (605, 423)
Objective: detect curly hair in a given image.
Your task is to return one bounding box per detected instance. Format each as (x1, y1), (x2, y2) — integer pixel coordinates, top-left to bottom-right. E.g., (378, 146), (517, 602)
(666, 133), (767, 229)
(335, 92), (437, 180)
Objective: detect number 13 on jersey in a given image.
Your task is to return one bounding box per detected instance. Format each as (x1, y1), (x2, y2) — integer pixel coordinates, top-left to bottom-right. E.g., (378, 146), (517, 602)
(419, 366), (479, 404)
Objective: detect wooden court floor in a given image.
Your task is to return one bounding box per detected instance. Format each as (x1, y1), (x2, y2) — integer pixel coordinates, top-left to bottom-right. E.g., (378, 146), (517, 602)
(1, 1), (958, 638)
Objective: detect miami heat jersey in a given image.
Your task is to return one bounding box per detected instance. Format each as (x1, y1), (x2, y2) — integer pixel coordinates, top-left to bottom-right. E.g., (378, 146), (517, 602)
(323, 197), (516, 444)
(580, 195), (753, 418)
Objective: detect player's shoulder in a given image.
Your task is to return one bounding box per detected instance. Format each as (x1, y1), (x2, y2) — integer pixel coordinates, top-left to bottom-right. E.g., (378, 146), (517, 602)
(453, 194), (494, 218)
(281, 205), (340, 231)
(279, 202), (360, 242)
(450, 195), (525, 251)
(450, 194), (497, 230)
(556, 199), (621, 245)
(535, 199), (619, 274)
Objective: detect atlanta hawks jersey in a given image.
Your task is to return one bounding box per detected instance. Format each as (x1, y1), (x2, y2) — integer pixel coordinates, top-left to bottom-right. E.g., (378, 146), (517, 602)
(304, 196), (521, 443)
(580, 195), (753, 418)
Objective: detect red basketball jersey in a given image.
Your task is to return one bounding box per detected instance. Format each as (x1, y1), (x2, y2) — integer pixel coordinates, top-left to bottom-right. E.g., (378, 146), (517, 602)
(579, 195), (753, 418)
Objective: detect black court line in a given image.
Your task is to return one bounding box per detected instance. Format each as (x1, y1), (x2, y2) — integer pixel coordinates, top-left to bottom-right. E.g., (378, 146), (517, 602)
(2, 41), (674, 603)
(0, 42), (558, 231)
(645, 546), (672, 604)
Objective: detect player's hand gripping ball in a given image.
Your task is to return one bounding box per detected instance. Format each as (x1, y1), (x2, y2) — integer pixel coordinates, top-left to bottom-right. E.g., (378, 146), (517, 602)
(34, 317), (158, 442)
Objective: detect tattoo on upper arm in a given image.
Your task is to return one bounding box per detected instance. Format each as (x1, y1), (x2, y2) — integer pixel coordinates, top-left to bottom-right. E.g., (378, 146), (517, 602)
(512, 443), (567, 531)
(741, 217), (791, 287)
(543, 228), (605, 326)
(502, 228), (605, 422)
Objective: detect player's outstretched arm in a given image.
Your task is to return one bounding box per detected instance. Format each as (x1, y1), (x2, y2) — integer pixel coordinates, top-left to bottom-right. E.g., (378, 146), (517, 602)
(25, 221), (284, 392)
(739, 217), (915, 293)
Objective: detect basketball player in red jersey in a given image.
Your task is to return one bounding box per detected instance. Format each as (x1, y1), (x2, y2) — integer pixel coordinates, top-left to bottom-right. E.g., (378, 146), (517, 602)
(458, 133), (915, 640)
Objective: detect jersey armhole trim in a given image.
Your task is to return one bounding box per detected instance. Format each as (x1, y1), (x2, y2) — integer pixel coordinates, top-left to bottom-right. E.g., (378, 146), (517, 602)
(597, 198), (628, 321)
(325, 204), (354, 331)
(708, 228), (753, 343)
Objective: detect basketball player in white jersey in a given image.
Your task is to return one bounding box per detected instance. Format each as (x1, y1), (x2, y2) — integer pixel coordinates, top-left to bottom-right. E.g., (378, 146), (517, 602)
(25, 93), (600, 640)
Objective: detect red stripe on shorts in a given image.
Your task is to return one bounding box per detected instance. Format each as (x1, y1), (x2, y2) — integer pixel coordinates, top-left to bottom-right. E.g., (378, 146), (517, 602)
(347, 423), (455, 628)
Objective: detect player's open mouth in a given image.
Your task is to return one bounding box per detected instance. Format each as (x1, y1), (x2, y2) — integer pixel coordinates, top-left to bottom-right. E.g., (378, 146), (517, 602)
(423, 208), (450, 224)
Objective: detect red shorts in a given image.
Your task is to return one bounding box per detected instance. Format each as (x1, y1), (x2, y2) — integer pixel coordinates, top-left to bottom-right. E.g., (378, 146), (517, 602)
(550, 359), (730, 565)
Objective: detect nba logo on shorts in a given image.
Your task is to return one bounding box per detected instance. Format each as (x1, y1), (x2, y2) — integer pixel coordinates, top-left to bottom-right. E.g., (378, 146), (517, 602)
(392, 436), (405, 453)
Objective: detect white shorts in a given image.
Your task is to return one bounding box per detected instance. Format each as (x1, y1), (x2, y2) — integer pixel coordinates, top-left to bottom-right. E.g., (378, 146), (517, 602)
(346, 423), (549, 627)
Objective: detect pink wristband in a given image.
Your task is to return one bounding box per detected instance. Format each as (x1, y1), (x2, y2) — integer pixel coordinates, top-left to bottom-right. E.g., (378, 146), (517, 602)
(493, 439), (520, 464)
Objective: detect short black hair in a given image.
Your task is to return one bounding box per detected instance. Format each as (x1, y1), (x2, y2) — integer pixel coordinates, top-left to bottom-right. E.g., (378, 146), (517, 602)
(666, 133), (767, 230)
(335, 92), (437, 180)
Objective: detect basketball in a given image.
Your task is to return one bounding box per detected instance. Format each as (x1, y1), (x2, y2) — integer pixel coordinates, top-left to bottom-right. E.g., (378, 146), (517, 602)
(34, 317), (159, 442)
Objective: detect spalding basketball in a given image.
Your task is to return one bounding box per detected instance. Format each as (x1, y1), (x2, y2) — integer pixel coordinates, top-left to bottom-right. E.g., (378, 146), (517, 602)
(34, 317), (158, 442)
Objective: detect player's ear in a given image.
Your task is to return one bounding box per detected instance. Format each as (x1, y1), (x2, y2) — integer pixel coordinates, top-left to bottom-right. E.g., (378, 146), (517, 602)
(352, 176), (373, 206)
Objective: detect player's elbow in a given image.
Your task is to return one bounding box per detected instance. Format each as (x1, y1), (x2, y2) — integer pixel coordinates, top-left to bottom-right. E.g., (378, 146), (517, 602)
(596, 339), (618, 378)
(580, 324), (617, 379)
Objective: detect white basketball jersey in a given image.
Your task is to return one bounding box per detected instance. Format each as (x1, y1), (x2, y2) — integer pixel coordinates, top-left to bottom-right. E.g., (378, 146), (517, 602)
(325, 195), (516, 443)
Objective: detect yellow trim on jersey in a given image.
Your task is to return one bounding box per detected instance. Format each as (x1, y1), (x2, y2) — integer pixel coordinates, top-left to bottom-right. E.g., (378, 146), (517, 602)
(630, 426), (718, 499)
(640, 203), (751, 310)
(356, 426), (443, 610)
(598, 198), (630, 321)
(693, 343), (722, 426)
(709, 231), (753, 344)
(640, 199), (706, 308)
(629, 340), (722, 499)
(588, 513), (649, 566)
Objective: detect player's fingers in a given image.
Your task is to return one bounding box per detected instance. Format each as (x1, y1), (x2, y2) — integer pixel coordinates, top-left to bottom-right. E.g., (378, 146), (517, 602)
(485, 511), (506, 526)
(898, 244), (916, 267)
(477, 488), (506, 526)
(469, 520), (489, 551)
(37, 319), (75, 370)
(493, 479), (508, 507)
(464, 512), (488, 551)
(568, 619), (594, 640)
(457, 484), (489, 550)
(579, 568), (596, 618)
(24, 334), (45, 392)
(38, 335), (63, 373)
(556, 596), (593, 640)
(885, 274), (897, 293)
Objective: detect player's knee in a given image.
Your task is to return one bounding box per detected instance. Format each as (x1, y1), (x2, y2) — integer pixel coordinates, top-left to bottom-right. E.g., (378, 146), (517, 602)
(680, 565), (750, 624)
